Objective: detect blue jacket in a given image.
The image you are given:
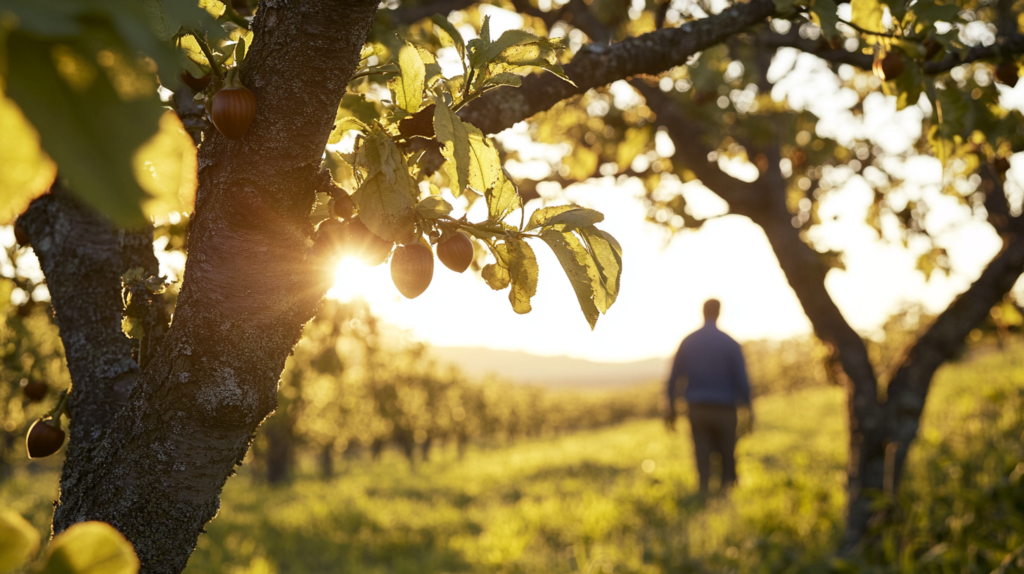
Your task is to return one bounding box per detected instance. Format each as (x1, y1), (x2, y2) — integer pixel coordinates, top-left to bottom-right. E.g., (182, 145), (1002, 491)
(667, 322), (751, 406)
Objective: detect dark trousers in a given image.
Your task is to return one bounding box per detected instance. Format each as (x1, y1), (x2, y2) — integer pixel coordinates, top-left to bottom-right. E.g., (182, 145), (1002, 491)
(688, 403), (738, 493)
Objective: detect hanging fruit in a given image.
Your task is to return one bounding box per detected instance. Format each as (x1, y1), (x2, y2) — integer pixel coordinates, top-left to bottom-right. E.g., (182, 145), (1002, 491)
(391, 243), (434, 298)
(26, 418), (65, 459)
(436, 232), (474, 273)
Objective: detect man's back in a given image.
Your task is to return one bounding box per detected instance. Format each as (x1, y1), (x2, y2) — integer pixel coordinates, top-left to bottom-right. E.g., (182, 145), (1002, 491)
(668, 323), (751, 406)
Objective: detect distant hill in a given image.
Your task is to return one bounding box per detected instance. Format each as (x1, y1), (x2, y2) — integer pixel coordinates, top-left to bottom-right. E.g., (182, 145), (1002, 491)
(428, 346), (669, 390)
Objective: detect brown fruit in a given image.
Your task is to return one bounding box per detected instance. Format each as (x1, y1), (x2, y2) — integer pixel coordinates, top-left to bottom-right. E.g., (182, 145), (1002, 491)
(348, 219), (393, 267)
(996, 61), (1019, 88)
(211, 86), (258, 140)
(330, 193), (354, 220)
(14, 220), (29, 247)
(391, 243), (434, 298)
(26, 419), (65, 459)
(180, 70), (213, 92)
(873, 51), (905, 81)
(437, 232), (474, 273)
(21, 380), (47, 402)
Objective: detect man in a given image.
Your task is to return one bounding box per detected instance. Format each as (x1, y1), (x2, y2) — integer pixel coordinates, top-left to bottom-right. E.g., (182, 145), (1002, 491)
(666, 299), (752, 494)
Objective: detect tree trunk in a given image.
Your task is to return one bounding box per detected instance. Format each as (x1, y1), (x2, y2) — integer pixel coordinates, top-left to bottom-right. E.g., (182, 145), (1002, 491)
(319, 442), (334, 479)
(22, 1), (379, 571)
(264, 421), (294, 485)
(630, 82), (1024, 552)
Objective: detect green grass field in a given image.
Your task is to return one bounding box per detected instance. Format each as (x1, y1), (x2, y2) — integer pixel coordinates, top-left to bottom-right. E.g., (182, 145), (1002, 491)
(3, 344), (1024, 573)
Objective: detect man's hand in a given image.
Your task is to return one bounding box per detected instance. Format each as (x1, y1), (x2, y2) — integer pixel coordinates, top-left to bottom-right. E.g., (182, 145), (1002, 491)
(664, 405), (677, 432)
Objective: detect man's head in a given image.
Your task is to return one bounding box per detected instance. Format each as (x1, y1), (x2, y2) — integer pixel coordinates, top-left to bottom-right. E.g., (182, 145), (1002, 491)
(703, 299), (721, 322)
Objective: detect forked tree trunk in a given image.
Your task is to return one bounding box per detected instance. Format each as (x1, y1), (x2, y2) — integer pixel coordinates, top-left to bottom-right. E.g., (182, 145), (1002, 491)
(631, 82), (1024, 552)
(19, 1), (379, 571)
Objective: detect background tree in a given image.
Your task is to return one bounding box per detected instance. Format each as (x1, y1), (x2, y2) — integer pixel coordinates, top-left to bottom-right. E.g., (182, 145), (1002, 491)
(1, 0), (1023, 571)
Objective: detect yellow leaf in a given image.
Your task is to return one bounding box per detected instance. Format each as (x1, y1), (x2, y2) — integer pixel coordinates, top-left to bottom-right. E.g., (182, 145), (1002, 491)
(0, 509), (40, 573)
(0, 94), (56, 224)
(135, 111), (197, 219)
(38, 521), (139, 574)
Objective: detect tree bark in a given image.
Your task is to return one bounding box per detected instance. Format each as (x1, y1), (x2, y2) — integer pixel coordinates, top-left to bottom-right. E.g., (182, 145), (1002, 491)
(18, 186), (149, 448)
(33, 1), (379, 571)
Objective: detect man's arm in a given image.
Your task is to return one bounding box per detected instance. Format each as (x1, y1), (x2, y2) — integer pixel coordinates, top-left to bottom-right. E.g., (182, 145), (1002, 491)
(733, 342), (754, 428)
(665, 343), (686, 428)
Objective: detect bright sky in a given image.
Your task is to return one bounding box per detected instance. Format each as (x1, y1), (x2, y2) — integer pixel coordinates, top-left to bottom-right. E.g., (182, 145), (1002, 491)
(318, 12), (1024, 363)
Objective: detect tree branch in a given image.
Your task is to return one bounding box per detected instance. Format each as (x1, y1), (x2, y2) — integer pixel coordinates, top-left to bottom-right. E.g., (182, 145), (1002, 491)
(457, 0), (777, 135)
(385, 0), (480, 26)
(17, 184), (140, 447)
(763, 29), (1024, 75)
(510, 0), (616, 44)
(883, 187), (1024, 475)
(630, 81), (765, 211)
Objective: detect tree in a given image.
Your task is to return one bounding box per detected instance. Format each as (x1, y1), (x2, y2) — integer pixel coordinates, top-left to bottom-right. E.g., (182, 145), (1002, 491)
(471, 0), (1024, 553)
(1, 0), (1023, 572)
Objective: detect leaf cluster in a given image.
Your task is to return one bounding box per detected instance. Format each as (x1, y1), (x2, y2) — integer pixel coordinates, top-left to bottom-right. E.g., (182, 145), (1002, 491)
(327, 20), (620, 327)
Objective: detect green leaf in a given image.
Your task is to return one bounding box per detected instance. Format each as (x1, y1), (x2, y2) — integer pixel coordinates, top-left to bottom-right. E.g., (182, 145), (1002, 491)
(470, 29), (541, 70)
(909, 0), (962, 28)
(431, 15), (466, 64)
(486, 171), (522, 223)
(388, 42), (425, 114)
(329, 94), (380, 144)
(466, 124), (502, 193)
(772, 0), (798, 12)
(526, 205), (604, 231)
(482, 242), (510, 290)
(850, 0), (886, 34)
(38, 521), (139, 574)
(506, 238), (538, 314)
(0, 509), (40, 573)
(484, 72), (523, 88)
(415, 196), (453, 219)
(480, 15), (491, 44)
(433, 101), (471, 195)
(809, 0), (839, 38)
(540, 229), (601, 329)
(893, 58), (923, 110)
(143, 0), (181, 41)
(6, 34), (164, 227)
(352, 172), (417, 245)
(579, 226), (622, 313)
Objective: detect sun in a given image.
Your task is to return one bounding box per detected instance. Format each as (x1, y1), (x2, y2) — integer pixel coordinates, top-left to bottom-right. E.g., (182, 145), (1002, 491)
(326, 256), (399, 305)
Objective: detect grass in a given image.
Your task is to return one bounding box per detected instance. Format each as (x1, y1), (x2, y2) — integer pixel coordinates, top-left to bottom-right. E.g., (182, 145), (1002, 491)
(3, 344), (1024, 573)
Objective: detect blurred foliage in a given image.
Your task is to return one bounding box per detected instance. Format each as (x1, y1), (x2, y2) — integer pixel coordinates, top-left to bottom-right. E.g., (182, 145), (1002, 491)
(0, 240), (69, 476)
(7, 337), (1021, 574)
(248, 298), (661, 482)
